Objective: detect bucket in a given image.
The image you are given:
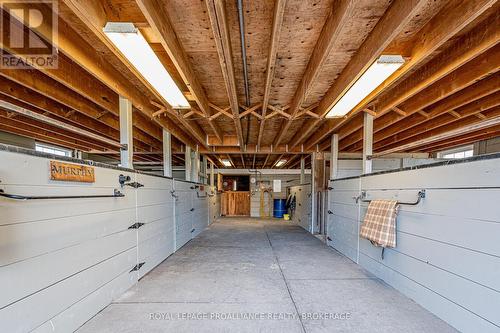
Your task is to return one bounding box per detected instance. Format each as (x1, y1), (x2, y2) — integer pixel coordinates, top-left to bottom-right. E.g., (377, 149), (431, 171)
(283, 214), (290, 221)
(273, 199), (286, 218)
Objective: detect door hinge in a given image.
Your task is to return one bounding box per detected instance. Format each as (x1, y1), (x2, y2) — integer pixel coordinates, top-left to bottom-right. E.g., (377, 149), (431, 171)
(130, 262), (145, 272)
(128, 222), (145, 229)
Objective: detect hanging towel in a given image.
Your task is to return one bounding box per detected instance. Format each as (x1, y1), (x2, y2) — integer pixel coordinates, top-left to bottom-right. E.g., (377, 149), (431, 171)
(360, 200), (399, 248)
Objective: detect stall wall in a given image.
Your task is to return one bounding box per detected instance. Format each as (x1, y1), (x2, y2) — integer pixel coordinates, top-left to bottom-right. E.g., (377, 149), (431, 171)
(288, 185), (312, 231)
(0, 148), (209, 332)
(327, 156), (500, 333)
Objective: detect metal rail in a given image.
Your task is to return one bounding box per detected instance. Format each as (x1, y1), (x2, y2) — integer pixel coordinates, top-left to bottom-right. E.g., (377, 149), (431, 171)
(0, 189), (124, 200)
(355, 190), (426, 205)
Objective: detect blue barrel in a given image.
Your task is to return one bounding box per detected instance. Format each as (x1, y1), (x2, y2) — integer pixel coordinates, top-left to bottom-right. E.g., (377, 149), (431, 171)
(273, 199), (287, 218)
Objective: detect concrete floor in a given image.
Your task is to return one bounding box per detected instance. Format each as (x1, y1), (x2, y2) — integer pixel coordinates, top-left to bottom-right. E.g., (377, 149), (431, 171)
(78, 217), (456, 333)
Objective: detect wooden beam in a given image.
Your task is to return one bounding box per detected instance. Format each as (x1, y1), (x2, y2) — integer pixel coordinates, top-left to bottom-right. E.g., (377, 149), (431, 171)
(373, 94), (500, 151)
(135, 0), (223, 142)
(341, 73), (500, 151)
(0, 77), (161, 150)
(415, 126), (500, 152)
(304, 0), (498, 149)
(63, 0), (207, 146)
(290, 0), (426, 148)
(1, 0), (196, 147)
(273, 0), (355, 146)
(258, 0), (287, 148)
(376, 107), (500, 155)
(206, 0), (244, 147)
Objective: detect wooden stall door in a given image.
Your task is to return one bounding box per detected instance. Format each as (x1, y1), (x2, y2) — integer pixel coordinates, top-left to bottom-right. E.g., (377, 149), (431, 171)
(221, 191), (250, 216)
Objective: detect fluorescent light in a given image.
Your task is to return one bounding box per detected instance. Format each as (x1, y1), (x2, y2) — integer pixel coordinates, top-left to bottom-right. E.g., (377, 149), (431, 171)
(103, 23), (189, 108)
(221, 159), (232, 167)
(327, 55), (405, 118)
(275, 159), (287, 167)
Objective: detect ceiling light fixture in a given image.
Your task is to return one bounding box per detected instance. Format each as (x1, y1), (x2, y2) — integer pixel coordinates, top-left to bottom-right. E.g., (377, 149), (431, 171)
(275, 159), (287, 167)
(103, 22), (190, 108)
(326, 55), (405, 118)
(221, 159), (232, 167)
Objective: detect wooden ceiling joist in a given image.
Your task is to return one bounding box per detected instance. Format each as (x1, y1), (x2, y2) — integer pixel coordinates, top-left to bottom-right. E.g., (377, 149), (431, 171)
(206, 0), (244, 147)
(135, 0), (223, 142)
(1, 0), (197, 147)
(0, 78), (161, 151)
(273, 0), (355, 146)
(257, 0), (287, 148)
(60, 0), (207, 144)
(376, 106), (500, 155)
(304, 0), (498, 150)
(339, 45), (500, 151)
(291, 0), (428, 148)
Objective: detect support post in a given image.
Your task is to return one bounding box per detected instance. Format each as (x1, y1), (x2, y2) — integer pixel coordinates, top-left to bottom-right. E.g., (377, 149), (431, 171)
(330, 134), (339, 180)
(119, 96), (133, 168)
(192, 146), (200, 183)
(162, 129), (172, 178)
(210, 162), (215, 187)
(202, 155), (208, 184)
(300, 157), (305, 184)
(363, 113), (373, 174)
(185, 146), (192, 181)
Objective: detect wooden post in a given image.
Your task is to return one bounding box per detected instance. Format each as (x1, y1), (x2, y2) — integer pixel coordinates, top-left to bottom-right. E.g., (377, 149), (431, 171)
(162, 129), (172, 177)
(330, 133), (339, 180)
(363, 113), (373, 174)
(192, 146), (200, 183)
(119, 96), (133, 168)
(300, 157), (305, 184)
(185, 146), (192, 181)
(210, 162), (215, 187)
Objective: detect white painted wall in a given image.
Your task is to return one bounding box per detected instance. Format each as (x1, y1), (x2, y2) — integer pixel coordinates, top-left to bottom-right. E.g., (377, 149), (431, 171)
(327, 156), (500, 333)
(0, 149), (209, 332)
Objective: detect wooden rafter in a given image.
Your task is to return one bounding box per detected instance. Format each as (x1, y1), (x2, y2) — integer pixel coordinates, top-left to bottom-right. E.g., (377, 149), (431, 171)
(339, 45), (500, 151)
(1, 0), (196, 147)
(273, 0), (355, 146)
(59, 0), (206, 147)
(376, 107), (500, 155)
(135, 0), (223, 142)
(258, 0), (287, 148)
(205, 0), (244, 147)
(304, 0), (497, 150)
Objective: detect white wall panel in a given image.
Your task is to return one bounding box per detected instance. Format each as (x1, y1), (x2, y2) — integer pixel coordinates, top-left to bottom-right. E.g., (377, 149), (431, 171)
(0, 148), (209, 332)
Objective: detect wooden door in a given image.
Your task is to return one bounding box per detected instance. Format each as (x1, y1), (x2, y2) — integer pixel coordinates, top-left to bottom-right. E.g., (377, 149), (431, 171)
(221, 191), (250, 216)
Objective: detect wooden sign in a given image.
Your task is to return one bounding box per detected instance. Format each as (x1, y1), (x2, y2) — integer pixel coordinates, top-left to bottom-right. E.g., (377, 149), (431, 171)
(50, 161), (95, 183)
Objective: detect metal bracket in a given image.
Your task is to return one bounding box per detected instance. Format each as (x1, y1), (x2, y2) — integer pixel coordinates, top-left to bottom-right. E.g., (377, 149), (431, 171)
(327, 210), (333, 215)
(327, 236), (332, 241)
(327, 187), (334, 191)
(170, 190), (179, 199)
(190, 208), (195, 212)
(120, 144), (128, 151)
(191, 228), (195, 233)
(128, 222), (145, 229)
(119, 174), (144, 188)
(130, 262), (145, 272)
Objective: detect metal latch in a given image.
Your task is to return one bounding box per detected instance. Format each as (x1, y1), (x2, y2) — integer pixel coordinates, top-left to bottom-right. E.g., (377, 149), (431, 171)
(119, 174), (144, 188)
(128, 222), (145, 229)
(130, 262), (145, 272)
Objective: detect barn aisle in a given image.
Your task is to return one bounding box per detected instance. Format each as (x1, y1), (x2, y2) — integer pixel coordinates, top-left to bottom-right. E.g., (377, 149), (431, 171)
(77, 218), (455, 333)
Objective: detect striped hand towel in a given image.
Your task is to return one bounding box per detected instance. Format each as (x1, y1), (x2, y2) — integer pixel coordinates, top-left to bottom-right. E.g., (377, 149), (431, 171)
(360, 200), (399, 248)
